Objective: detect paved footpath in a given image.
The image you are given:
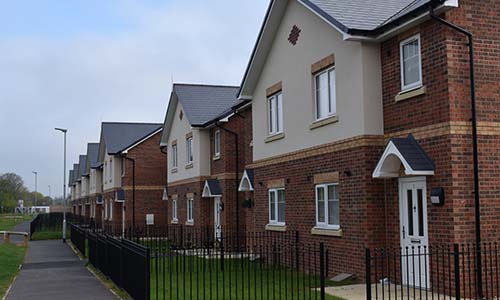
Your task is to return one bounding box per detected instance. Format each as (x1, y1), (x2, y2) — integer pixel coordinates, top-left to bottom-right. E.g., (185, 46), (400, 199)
(5, 238), (117, 300)
(0, 219), (30, 244)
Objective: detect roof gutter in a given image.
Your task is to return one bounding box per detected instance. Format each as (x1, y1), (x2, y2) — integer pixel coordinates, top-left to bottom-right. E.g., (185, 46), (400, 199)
(429, 5), (483, 298)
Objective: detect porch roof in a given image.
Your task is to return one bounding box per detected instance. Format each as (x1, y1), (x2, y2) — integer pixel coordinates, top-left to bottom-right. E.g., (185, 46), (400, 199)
(372, 134), (435, 178)
(238, 169), (254, 192)
(202, 179), (222, 198)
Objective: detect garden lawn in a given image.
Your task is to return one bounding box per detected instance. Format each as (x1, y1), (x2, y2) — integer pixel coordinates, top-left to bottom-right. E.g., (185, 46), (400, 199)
(150, 256), (346, 300)
(0, 244), (26, 298)
(0, 214), (33, 231)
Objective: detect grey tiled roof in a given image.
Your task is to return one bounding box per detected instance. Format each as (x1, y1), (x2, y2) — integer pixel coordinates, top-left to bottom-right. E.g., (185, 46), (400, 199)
(391, 134), (435, 171)
(72, 163), (79, 184)
(206, 179), (222, 196)
(86, 143), (100, 170)
(174, 84), (240, 126)
(68, 170), (74, 186)
(78, 155), (87, 177)
(304, 0), (432, 32)
(101, 122), (162, 155)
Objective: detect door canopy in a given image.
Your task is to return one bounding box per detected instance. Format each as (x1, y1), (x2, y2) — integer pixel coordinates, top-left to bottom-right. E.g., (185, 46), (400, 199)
(238, 169), (254, 192)
(202, 179), (222, 198)
(373, 134), (435, 178)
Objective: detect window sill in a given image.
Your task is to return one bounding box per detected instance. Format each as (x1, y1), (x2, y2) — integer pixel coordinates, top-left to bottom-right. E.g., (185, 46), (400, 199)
(171, 168), (178, 174)
(185, 221), (194, 226)
(171, 219), (178, 224)
(265, 133), (285, 144)
(395, 85), (426, 102)
(311, 227), (343, 237)
(310, 115), (339, 130)
(185, 163), (194, 170)
(265, 224), (287, 232)
(213, 155), (221, 161)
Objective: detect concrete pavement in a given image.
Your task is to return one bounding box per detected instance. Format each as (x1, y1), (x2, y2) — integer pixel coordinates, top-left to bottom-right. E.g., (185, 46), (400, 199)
(5, 239), (117, 300)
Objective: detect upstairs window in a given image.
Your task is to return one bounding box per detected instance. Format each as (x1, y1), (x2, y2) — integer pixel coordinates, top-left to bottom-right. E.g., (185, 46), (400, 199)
(171, 144), (178, 168)
(186, 137), (193, 164)
(109, 158), (113, 181)
(268, 92), (283, 135)
(400, 34), (422, 91)
(214, 130), (221, 157)
(314, 67), (336, 120)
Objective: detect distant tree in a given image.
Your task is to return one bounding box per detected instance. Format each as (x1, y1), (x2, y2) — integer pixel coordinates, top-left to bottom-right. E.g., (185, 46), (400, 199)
(0, 173), (28, 200)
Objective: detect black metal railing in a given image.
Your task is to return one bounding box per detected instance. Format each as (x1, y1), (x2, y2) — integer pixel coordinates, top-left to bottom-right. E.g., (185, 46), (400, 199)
(74, 224), (151, 300)
(129, 225), (328, 300)
(366, 243), (500, 300)
(30, 212), (76, 238)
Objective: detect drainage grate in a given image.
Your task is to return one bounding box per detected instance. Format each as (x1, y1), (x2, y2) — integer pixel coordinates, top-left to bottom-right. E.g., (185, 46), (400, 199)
(22, 260), (84, 270)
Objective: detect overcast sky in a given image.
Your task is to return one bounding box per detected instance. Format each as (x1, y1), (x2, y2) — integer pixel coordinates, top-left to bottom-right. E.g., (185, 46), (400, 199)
(0, 0), (268, 198)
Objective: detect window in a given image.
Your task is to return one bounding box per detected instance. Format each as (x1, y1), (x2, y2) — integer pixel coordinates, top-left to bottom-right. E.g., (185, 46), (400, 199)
(314, 67), (336, 120)
(400, 34), (422, 91)
(109, 158), (113, 181)
(269, 188), (285, 225)
(109, 200), (113, 220)
(186, 137), (193, 164)
(214, 130), (221, 157)
(172, 199), (178, 221)
(187, 198), (194, 223)
(315, 183), (340, 229)
(268, 92), (283, 135)
(104, 162), (107, 182)
(172, 144), (178, 168)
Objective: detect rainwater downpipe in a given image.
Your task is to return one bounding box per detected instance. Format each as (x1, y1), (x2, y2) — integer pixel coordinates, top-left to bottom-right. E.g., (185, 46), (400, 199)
(430, 6), (482, 297)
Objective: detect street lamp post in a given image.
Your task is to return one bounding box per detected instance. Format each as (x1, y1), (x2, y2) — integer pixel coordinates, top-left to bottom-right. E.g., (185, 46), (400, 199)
(55, 128), (68, 243)
(32, 171), (38, 205)
(48, 185), (51, 198)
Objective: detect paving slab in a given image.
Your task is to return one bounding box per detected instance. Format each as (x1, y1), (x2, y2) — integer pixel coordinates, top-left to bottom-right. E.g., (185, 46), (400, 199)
(5, 239), (117, 300)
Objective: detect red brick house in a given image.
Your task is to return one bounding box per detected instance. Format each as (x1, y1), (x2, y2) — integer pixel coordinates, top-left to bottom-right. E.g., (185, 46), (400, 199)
(235, 0), (500, 285)
(159, 84), (252, 239)
(94, 122), (166, 233)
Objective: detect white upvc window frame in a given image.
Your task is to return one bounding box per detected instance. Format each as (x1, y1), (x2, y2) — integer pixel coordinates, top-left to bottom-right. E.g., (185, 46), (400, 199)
(314, 66), (337, 121)
(104, 199), (108, 219)
(171, 144), (178, 168)
(315, 183), (340, 230)
(171, 199), (178, 222)
(268, 188), (285, 226)
(121, 158), (125, 177)
(186, 137), (193, 164)
(268, 92), (283, 135)
(214, 129), (221, 157)
(109, 200), (113, 221)
(187, 198), (194, 223)
(109, 158), (113, 182)
(400, 34), (423, 92)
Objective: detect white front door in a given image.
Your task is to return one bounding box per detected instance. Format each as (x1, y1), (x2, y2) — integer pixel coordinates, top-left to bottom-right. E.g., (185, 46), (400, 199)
(399, 177), (429, 288)
(214, 197), (222, 241)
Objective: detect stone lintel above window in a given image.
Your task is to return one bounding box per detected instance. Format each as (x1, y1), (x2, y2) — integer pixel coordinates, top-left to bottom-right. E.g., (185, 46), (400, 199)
(314, 172), (339, 185)
(185, 132), (193, 139)
(266, 81), (282, 97)
(267, 179), (285, 189)
(311, 54), (335, 74)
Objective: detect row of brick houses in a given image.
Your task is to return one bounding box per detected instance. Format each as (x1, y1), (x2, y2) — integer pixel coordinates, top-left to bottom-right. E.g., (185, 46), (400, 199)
(68, 0), (500, 283)
(69, 122), (167, 233)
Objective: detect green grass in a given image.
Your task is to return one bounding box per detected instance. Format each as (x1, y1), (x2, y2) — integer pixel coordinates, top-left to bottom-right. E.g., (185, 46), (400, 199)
(0, 214), (33, 231)
(149, 256), (346, 300)
(0, 244), (26, 298)
(86, 264), (132, 299)
(31, 230), (69, 241)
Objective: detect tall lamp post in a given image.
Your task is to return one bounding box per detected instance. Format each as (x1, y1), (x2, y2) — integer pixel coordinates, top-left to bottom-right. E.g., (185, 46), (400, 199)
(48, 185), (51, 198)
(55, 128), (68, 243)
(32, 171), (38, 205)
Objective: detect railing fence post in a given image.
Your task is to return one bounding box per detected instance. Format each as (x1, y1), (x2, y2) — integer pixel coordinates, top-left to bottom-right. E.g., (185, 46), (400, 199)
(319, 242), (326, 300)
(295, 230), (300, 270)
(454, 244), (460, 300)
(366, 248), (372, 300)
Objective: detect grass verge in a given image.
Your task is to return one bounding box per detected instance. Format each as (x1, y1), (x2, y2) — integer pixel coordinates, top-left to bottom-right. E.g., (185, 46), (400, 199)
(0, 244), (26, 298)
(86, 264), (132, 300)
(31, 230), (69, 241)
(0, 214), (33, 231)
